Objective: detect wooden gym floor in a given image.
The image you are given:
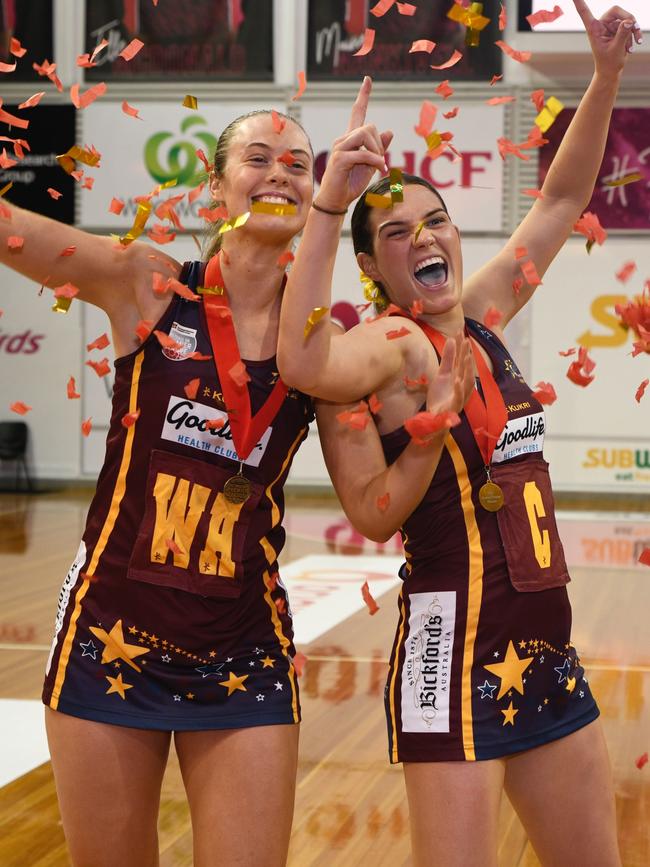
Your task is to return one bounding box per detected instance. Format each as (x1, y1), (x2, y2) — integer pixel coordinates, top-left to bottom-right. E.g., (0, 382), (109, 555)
(0, 489), (648, 866)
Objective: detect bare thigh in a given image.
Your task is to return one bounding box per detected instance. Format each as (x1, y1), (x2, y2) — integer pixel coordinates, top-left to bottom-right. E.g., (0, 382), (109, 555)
(504, 720), (621, 867)
(45, 707), (171, 867)
(174, 723), (299, 867)
(403, 758), (506, 867)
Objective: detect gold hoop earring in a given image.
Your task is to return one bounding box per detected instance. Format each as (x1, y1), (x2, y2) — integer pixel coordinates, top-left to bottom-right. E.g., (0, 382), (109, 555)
(360, 270), (389, 312)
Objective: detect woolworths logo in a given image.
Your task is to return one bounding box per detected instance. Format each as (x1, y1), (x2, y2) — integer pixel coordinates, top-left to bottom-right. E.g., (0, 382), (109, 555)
(144, 116), (217, 187)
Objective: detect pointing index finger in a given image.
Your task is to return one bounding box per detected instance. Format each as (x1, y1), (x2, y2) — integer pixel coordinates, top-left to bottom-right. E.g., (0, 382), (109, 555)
(572, 0), (595, 26)
(347, 76), (372, 133)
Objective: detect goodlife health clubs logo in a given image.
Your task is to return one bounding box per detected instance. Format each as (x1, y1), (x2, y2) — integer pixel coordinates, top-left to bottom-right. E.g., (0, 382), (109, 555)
(401, 591), (455, 733)
(144, 116), (217, 188)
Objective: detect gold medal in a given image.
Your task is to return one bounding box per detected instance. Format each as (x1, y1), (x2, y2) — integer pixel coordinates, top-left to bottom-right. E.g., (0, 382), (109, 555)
(223, 473), (251, 505)
(478, 480), (505, 512)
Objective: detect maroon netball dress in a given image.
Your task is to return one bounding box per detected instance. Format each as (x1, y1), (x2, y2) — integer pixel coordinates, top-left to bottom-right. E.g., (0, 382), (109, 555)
(42, 260), (313, 731)
(381, 318), (598, 763)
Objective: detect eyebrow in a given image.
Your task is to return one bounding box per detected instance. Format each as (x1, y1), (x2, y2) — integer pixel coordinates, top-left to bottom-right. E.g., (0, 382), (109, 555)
(378, 208), (448, 235)
(244, 141), (311, 160)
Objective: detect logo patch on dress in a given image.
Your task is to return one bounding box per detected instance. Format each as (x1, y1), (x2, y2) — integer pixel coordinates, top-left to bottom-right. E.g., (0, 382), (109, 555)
(492, 411), (545, 464)
(401, 591), (455, 733)
(162, 321), (197, 361)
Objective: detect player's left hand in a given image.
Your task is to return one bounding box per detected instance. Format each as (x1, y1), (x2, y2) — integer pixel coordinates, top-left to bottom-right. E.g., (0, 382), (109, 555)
(573, 1), (642, 75)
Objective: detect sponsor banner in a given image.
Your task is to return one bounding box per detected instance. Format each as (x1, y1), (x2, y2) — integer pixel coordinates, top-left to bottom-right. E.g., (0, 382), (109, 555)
(540, 108), (650, 231)
(556, 515), (650, 571)
(302, 102), (504, 232)
(492, 411), (545, 464)
(79, 101), (283, 230)
(401, 591), (455, 734)
(161, 395), (272, 466)
(530, 238), (650, 492)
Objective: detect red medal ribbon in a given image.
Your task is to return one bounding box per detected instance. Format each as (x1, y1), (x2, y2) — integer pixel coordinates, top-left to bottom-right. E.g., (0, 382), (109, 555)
(403, 315), (508, 465)
(202, 254), (288, 462)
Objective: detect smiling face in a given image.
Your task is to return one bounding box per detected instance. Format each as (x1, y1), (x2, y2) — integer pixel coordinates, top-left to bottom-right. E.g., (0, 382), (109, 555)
(210, 113), (314, 246)
(357, 183), (463, 316)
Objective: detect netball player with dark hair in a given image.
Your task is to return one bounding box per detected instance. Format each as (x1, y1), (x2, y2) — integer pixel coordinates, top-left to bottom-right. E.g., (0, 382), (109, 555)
(278, 3), (638, 864)
(2, 109), (317, 867)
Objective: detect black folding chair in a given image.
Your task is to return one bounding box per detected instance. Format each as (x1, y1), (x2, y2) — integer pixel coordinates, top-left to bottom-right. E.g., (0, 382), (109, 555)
(0, 421), (33, 492)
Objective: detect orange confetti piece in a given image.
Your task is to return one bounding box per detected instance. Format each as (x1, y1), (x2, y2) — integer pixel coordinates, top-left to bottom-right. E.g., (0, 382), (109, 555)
(58, 245), (76, 257)
(486, 96), (516, 105)
(47, 188), (62, 200)
(336, 401), (370, 431)
(386, 326), (411, 340)
(66, 376), (81, 399)
(81, 417), (93, 437)
(495, 40), (532, 63)
(370, 0), (396, 15)
(515, 246), (528, 260)
(410, 39), (436, 54)
(165, 538), (184, 556)
(184, 378), (200, 399)
(490, 74), (503, 85)
(10, 38), (26, 57)
(18, 92), (45, 110)
(430, 49), (463, 70)
(397, 2), (416, 13)
(121, 409), (141, 428)
(435, 80), (453, 100)
(522, 188), (544, 199)
(70, 82), (107, 110)
(7, 235), (24, 250)
(375, 493), (390, 514)
(0, 150), (16, 169)
(574, 211), (607, 247)
(10, 401), (31, 415)
(531, 88), (545, 111)
(512, 277), (524, 295)
(527, 5), (563, 27)
(109, 197), (124, 215)
(0, 61), (16, 73)
(121, 100), (142, 120)
(277, 250), (295, 268)
(169, 277), (200, 302)
(558, 347), (576, 357)
(198, 205), (228, 222)
(566, 347), (595, 388)
(410, 299), (424, 316)
(271, 109), (286, 134)
(414, 101), (437, 138)
(87, 333), (110, 352)
(293, 651), (307, 677)
(196, 148), (211, 174)
(369, 393), (383, 414)
(119, 38), (145, 62)
(635, 379), (649, 403)
(86, 358), (111, 378)
(405, 410), (460, 445)
(499, 3), (507, 30)
(361, 580), (380, 614)
(532, 381), (557, 405)
(187, 182), (205, 205)
(615, 261), (636, 284)
(443, 107), (459, 120)
(638, 550), (650, 568)
(135, 320), (153, 342)
(291, 70), (307, 101)
(205, 418), (225, 431)
(229, 360), (251, 388)
(636, 751), (649, 767)
(520, 260), (542, 287)
(354, 29), (376, 56)
(82, 176), (94, 191)
(484, 306), (503, 329)
(277, 149), (296, 167)
(54, 282), (79, 299)
(153, 330), (182, 351)
(147, 225), (176, 245)
(404, 374), (428, 388)
(274, 597), (287, 615)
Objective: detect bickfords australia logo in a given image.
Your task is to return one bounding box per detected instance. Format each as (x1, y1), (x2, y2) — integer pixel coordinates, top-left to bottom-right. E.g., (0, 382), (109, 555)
(401, 591), (455, 734)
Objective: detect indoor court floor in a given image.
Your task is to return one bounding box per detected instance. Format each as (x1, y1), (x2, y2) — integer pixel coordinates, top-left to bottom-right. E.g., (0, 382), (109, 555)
(0, 489), (648, 866)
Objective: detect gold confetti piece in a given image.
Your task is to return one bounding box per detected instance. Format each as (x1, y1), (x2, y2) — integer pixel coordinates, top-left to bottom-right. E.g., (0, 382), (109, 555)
(425, 130), (442, 151)
(57, 144), (100, 174)
(389, 168), (403, 204)
(465, 2), (489, 47)
(0, 180), (12, 197)
(534, 95), (564, 133)
(118, 201), (152, 246)
(52, 297), (73, 314)
(365, 192), (392, 209)
(182, 94), (198, 110)
(304, 306), (329, 339)
(447, 1), (490, 32)
(414, 220), (425, 242)
(605, 172), (643, 188)
(197, 285), (225, 295)
(251, 201), (297, 216)
(218, 211), (250, 234)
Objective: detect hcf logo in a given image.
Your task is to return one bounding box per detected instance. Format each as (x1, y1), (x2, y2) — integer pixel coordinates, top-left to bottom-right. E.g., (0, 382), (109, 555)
(144, 116), (217, 187)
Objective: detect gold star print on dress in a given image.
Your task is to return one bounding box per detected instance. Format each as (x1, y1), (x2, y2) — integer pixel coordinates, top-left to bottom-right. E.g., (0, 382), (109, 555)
(484, 640), (534, 700)
(501, 701), (518, 726)
(218, 672), (249, 696)
(89, 619), (150, 671)
(105, 672), (133, 699)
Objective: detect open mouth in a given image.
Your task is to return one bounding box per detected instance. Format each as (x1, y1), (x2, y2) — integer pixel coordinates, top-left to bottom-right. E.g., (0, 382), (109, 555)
(414, 255), (448, 289)
(251, 193), (297, 206)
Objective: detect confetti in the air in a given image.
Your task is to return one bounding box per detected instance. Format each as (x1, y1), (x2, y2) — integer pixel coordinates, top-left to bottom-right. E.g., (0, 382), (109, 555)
(361, 580), (380, 614)
(229, 360), (252, 388)
(87, 333), (110, 352)
(291, 70), (307, 100)
(527, 5), (564, 27)
(10, 401), (32, 415)
(405, 410), (461, 444)
(532, 381), (557, 405)
(119, 38), (145, 62)
(635, 379), (648, 403)
(304, 306), (329, 339)
(67, 377), (81, 399)
(354, 29), (376, 56)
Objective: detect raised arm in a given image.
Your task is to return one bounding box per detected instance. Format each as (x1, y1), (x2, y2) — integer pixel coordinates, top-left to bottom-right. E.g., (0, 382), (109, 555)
(277, 77), (403, 402)
(317, 333), (473, 541)
(462, 0), (639, 326)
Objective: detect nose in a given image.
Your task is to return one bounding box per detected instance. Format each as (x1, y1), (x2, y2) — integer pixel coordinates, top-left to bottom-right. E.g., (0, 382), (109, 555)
(412, 222), (435, 247)
(266, 159), (290, 185)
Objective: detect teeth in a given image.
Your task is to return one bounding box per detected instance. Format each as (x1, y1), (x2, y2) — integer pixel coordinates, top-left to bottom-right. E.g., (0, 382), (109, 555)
(254, 195), (292, 205)
(415, 256), (445, 274)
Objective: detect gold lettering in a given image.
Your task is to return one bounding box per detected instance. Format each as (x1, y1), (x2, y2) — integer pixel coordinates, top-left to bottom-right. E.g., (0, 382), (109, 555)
(150, 473), (210, 568)
(199, 493), (244, 577)
(523, 481), (551, 569)
(577, 294), (628, 349)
